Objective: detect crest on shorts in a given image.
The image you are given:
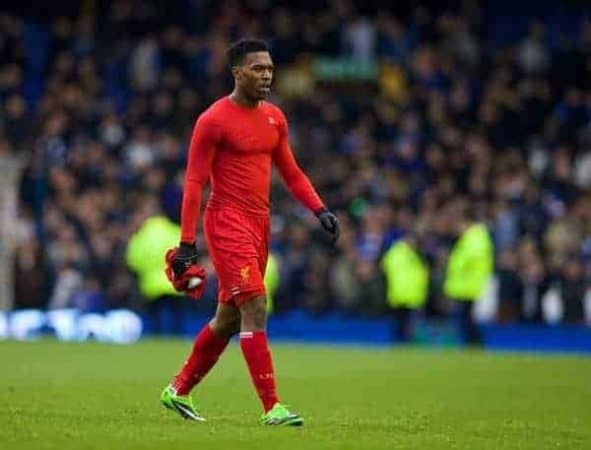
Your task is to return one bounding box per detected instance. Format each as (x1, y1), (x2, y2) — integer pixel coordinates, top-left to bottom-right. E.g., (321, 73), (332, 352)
(240, 265), (250, 281)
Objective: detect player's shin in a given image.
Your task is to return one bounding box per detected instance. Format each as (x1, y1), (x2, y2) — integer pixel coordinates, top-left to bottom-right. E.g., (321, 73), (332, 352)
(239, 329), (279, 412)
(172, 324), (229, 395)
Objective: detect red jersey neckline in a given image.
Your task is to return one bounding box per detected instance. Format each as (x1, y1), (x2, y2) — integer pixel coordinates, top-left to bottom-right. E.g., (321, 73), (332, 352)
(226, 95), (265, 110)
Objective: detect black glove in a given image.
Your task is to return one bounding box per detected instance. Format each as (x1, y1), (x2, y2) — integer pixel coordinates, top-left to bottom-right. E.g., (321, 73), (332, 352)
(316, 208), (340, 244)
(171, 242), (198, 278)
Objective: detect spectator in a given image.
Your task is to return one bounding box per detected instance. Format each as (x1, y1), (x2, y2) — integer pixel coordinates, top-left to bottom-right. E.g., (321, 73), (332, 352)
(519, 251), (549, 323)
(48, 262), (84, 310)
(517, 21), (550, 75)
(354, 260), (386, 317)
(560, 257), (587, 324)
(129, 34), (160, 92)
(496, 248), (522, 322)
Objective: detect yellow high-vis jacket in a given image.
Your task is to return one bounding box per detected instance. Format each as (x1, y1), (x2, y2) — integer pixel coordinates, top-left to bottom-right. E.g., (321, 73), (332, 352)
(381, 240), (429, 309)
(264, 253), (280, 313)
(444, 223), (494, 301)
(126, 215), (181, 300)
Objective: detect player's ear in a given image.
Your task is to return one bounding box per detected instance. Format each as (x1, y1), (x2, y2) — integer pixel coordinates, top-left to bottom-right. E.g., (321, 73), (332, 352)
(231, 65), (242, 81)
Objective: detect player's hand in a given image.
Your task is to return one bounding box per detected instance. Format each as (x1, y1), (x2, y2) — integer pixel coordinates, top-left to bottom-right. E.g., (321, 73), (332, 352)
(164, 244), (207, 300)
(171, 242), (198, 278)
(180, 264), (207, 299)
(316, 208), (340, 245)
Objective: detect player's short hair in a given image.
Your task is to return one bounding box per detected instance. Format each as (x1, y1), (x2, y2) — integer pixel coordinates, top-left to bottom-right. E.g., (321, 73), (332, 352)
(227, 38), (269, 68)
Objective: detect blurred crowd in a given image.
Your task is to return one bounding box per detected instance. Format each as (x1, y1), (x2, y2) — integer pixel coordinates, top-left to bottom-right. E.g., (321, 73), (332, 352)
(1, 0), (590, 325)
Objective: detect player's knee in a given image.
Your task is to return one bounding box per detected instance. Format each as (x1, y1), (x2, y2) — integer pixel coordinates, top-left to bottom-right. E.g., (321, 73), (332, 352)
(210, 315), (241, 338)
(241, 310), (266, 331)
(239, 295), (267, 330)
(228, 316), (241, 335)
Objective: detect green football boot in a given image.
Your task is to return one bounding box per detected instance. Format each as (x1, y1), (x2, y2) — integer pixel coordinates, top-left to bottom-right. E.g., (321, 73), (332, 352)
(260, 403), (304, 426)
(160, 385), (205, 421)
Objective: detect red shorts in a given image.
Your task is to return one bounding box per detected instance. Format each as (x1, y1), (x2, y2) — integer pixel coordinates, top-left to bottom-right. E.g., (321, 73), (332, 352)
(203, 207), (270, 305)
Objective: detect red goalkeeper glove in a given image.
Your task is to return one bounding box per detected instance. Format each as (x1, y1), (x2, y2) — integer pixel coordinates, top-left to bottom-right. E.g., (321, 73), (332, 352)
(164, 244), (207, 300)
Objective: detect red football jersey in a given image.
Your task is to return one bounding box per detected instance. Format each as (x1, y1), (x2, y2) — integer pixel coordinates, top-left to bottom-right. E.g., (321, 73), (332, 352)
(180, 96), (325, 243)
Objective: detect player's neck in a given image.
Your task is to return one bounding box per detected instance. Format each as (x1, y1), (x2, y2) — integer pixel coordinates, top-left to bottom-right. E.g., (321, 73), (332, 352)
(229, 90), (261, 109)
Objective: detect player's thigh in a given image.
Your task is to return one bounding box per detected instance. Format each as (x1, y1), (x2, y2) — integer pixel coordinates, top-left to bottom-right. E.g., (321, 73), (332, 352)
(254, 214), (271, 275)
(204, 210), (265, 302)
(218, 254), (266, 305)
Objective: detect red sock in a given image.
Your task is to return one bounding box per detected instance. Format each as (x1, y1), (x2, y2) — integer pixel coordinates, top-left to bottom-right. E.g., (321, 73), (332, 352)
(172, 324), (229, 395)
(240, 331), (279, 412)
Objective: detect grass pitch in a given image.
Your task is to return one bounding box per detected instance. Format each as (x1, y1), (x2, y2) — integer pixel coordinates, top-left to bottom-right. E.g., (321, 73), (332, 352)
(1, 339), (590, 450)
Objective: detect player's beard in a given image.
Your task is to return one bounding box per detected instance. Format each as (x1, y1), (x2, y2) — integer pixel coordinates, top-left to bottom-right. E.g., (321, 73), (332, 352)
(254, 78), (271, 99)
(255, 86), (270, 100)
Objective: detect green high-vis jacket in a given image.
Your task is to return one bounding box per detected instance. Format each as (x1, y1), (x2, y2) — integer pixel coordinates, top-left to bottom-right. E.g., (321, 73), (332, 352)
(444, 223), (494, 302)
(381, 240), (428, 309)
(126, 215), (181, 300)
